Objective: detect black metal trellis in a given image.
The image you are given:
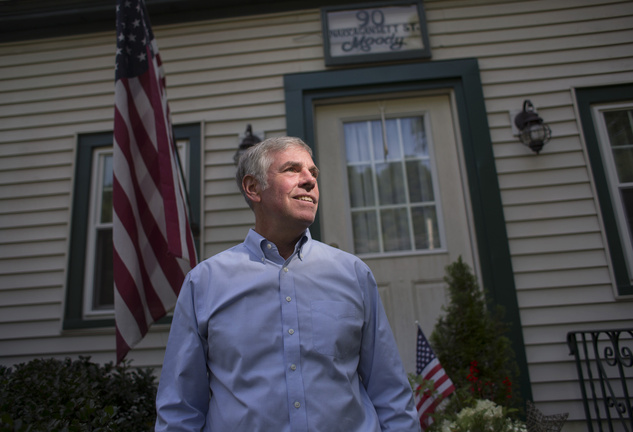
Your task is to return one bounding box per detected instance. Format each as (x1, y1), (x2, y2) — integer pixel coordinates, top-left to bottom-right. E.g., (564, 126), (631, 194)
(567, 328), (633, 432)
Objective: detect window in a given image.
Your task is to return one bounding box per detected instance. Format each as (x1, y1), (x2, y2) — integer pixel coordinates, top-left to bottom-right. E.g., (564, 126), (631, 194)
(593, 104), (633, 283)
(343, 115), (442, 255)
(64, 124), (201, 329)
(576, 83), (633, 296)
(85, 149), (114, 313)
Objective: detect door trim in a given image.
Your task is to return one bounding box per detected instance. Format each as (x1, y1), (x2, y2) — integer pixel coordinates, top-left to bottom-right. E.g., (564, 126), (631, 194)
(283, 58), (532, 401)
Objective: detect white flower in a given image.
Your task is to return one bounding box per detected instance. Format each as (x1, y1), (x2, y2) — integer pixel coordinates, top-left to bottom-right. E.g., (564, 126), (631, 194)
(444, 399), (527, 432)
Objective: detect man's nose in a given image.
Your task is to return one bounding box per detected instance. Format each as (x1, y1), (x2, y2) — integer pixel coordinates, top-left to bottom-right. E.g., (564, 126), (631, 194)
(299, 168), (316, 189)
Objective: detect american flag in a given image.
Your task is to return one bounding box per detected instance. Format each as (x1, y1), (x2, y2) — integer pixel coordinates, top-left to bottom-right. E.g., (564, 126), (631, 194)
(113, 0), (197, 363)
(415, 324), (455, 429)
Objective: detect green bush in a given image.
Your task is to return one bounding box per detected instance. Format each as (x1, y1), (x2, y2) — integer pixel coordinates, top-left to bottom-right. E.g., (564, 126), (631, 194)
(427, 257), (523, 428)
(0, 356), (157, 431)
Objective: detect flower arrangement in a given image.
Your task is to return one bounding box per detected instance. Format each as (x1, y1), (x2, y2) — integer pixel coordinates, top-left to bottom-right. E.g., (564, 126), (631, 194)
(438, 399), (526, 432)
(408, 258), (528, 431)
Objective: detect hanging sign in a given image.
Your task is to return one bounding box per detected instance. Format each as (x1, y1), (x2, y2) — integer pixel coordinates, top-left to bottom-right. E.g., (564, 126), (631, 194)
(321, 1), (431, 66)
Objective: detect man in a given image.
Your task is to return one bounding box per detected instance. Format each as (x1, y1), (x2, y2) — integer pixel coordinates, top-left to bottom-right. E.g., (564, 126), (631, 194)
(155, 136), (420, 431)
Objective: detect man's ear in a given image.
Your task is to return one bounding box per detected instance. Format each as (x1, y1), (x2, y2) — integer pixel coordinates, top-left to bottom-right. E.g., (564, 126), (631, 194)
(242, 175), (262, 204)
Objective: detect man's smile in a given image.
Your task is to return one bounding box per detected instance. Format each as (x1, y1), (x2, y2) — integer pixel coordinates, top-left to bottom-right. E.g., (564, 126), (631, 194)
(296, 196), (315, 204)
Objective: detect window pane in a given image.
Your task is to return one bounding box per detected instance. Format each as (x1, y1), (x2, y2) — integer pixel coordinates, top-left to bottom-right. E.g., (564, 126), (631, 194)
(385, 119), (401, 158)
(381, 207), (411, 251)
(376, 162), (406, 205)
(371, 120), (385, 162)
(612, 147), (633, 183)
(348, 164), (375, 208)
(352, 211), (379, 254)
(176, 139), (190, 189)
(344, 122), (371, 163)
(406, 160), (434, 203)
(401, 117), (427, 158)
(400, 117), (429, 158)
(93, 228), (114, 310)
(371, 119), (405, 162)
(412, 206), (440, 250)
(100, 154), (113, 223)
(604, 110), (633, 147)
(621, 187), (633, 248)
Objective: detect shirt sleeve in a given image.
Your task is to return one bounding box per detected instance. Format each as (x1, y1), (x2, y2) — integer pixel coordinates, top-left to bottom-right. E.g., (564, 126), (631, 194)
(356, 263), (421, 432)
(155, 271), (210, 431)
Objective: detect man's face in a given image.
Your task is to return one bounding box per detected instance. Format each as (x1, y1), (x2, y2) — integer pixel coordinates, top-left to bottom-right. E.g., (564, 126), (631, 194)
(257, 146), (319, 234)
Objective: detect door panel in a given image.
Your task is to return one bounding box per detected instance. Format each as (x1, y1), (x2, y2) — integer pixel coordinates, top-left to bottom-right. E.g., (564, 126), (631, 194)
(315, 93), (478, 372)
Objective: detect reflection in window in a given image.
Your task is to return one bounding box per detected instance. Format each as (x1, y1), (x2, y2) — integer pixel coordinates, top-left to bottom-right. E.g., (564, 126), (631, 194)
(344, 116), (441, 254)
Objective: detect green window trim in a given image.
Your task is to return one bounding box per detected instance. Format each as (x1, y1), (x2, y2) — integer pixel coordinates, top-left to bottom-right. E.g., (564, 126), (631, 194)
(63, 124), (201, 330)
(283, 58), (532, 402)
(576, 83), (633, 297)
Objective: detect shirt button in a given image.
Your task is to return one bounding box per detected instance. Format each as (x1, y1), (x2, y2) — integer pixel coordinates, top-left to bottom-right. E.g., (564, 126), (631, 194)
(288, 329), (294, 335)
(290, 364), (297, 371)
(283, 267), (289, 272)
(294, 401), (301, 409)
(286, 296), (292, 302)
(267, 243), (272, 249)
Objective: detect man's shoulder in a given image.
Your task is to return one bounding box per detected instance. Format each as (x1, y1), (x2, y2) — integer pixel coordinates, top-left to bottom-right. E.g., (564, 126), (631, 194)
(310, 239), (345, 254)
(192, 242), (249, 270)
(309, 240), (367, 266)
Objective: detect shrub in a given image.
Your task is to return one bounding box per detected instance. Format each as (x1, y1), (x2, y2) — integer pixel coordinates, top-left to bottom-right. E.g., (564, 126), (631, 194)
(0, 356), (157, 431)
(429, 257), (523, 422)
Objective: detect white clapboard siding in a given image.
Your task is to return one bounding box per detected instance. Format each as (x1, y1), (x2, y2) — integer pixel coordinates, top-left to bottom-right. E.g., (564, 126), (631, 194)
(0, 1), (631, 428)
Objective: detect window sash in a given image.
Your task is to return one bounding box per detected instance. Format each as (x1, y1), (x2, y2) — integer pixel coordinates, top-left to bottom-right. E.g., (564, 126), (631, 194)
(593, 103), (633, 283)
(83, 149), (114, 316)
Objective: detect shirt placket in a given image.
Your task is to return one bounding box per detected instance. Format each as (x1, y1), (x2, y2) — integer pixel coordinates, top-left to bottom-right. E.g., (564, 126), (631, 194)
(279, 258), (308, 432)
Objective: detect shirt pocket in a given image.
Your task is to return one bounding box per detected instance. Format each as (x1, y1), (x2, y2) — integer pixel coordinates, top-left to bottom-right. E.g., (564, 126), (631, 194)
(311, 300), (362, 359)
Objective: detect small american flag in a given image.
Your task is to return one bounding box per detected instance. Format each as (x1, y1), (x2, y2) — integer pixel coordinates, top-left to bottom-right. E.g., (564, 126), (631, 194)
(113, 0), (197, 363)
(415, 324), (455, 430)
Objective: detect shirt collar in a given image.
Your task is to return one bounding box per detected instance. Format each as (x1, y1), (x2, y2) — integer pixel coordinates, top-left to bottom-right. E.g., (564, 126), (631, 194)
(295, 231), (310, 260)
(244, 228), (312, 264)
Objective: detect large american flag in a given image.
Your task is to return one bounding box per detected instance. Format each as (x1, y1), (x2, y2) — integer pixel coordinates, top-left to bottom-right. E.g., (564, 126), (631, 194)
(415, 324), (455, 430)
(113, 0), (197, 363)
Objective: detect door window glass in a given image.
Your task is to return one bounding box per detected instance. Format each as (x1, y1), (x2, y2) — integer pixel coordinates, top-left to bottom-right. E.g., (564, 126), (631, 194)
(344, 116), (441, 254)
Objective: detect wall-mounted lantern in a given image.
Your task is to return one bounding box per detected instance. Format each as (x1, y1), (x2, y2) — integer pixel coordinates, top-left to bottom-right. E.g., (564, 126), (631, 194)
(513, 100), (551, 154)
(233, 124), (262, 165)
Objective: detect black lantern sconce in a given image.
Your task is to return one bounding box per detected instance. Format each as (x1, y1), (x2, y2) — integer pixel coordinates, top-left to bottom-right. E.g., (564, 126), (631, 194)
(513, 100), (551, 154)
(233, 124), (262, 165)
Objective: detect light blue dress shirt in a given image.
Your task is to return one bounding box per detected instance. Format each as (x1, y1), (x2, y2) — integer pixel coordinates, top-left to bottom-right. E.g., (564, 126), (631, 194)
(155, 229), (420, 432)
